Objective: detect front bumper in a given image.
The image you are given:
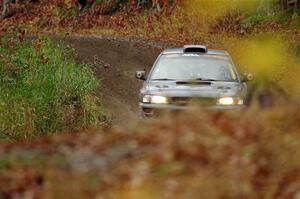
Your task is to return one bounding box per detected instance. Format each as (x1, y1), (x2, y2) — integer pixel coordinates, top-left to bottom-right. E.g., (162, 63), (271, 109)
(139, 103), (245, 118)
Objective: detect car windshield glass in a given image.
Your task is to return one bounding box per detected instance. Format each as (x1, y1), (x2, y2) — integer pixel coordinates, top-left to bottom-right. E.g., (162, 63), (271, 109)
(150, 54), (237, 81)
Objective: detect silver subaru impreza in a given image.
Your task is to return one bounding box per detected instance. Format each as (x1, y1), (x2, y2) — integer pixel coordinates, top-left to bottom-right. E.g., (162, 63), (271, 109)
(135, 45), (252, 117)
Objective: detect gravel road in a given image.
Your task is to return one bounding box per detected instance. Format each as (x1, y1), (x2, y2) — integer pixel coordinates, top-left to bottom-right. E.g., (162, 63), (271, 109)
(60, 35), (165, 125)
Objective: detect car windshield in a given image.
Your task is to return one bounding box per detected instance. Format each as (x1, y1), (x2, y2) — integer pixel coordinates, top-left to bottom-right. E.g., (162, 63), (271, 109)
(150, 54), (238, 81)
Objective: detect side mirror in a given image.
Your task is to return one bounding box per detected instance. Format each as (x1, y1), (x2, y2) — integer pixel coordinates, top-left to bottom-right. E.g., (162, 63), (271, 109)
(135, 71), (146, 80)
(241, 73), (254, 82)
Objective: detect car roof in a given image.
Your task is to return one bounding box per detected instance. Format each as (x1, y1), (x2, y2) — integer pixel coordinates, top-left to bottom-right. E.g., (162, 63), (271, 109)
(162, 48), (229, 56)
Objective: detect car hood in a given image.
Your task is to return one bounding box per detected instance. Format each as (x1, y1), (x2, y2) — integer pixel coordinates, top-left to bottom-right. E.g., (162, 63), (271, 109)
(144, 81), (244, 98)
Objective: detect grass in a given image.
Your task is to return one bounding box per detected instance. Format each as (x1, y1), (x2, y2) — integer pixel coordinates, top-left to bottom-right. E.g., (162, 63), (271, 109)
(242, 10), (292, 27)
(0, 35), (108, 140)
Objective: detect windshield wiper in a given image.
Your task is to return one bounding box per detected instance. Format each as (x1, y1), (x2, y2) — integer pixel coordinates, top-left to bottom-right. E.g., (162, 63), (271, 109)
(151, 78), (176, 81)
(194, 78), (219, 81)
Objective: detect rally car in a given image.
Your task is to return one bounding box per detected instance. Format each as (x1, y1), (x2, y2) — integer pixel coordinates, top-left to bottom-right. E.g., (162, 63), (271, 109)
(135, 45), (253, 117)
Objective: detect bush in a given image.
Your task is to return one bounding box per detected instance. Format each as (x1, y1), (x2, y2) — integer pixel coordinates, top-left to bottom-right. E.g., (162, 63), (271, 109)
(1, 106), (300, 198)
(0, 36), (108, 140)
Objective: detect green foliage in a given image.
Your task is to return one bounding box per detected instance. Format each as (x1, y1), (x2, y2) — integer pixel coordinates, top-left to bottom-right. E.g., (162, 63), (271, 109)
(0, 36), (107, 140)
(242, 10), (291, 27)
(292, 14), (300, 29)
(242, 14), (271, 26)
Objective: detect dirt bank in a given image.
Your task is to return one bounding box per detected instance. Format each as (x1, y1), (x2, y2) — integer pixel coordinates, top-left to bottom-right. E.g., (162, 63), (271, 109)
(59, 35), (164, 125)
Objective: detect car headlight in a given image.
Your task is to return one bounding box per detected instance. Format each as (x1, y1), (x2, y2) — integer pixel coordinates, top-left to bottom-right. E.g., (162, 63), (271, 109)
(217, 97), (244, 105)
(142, 95), (168, 104)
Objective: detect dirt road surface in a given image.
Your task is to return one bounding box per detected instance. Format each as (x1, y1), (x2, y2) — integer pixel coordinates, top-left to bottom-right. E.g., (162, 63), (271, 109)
(60, 35), (164, 125)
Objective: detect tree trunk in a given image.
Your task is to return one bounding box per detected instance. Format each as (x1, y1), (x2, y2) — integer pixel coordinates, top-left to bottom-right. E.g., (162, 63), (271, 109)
(278, 0), (288, 9)
(2, 0), (10, 18)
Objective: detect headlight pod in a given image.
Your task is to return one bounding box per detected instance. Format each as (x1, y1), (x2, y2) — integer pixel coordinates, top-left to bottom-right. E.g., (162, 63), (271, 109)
(152, 96), (168, 104)
(218, 97), (234, 105)
(142, 95), (168, 104)
(217, 97), (244, 106)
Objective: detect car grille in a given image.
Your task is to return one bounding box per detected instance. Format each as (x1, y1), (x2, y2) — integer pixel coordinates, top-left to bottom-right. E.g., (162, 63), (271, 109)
(170, 97), (191, 106)
(170, 97), (216, 106)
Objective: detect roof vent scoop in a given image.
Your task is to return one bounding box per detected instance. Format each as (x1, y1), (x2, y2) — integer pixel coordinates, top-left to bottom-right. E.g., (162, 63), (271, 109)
(183, 45), (208, 53)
